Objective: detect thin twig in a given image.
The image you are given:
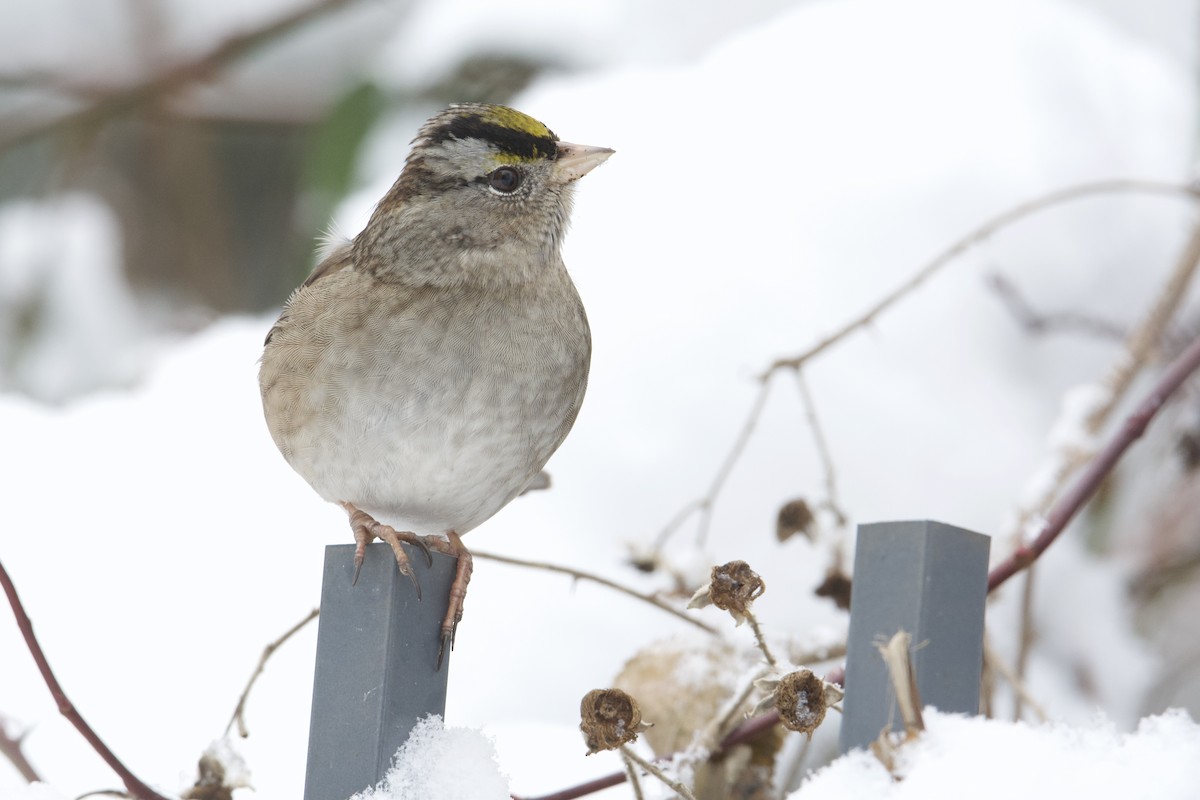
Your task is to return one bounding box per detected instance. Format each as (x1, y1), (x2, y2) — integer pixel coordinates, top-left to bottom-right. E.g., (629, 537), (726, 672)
(471, 550), (718, 634)
(696, 666), (770, 752)
(1013, 565), (1037, 721)
(793, 370), (849, 528)
(982, 639), (1048, 722)
(986, 273), (1126, 341)
(745, 612), (778, 669)
(762, 179), (1199, 376)
(653, 380), (773, 551)
(0, 715), (41, 782)
(0, 559), (170, 800)
(0, 0), (359, 153)
(225, 607), (320, 738)
(619, 750), (646, 800)
(988, 333), (1200, 592)
(618, 746), (697, 800)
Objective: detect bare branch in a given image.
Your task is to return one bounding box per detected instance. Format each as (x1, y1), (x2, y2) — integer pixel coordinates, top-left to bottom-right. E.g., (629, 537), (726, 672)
(225, 607), (320, 738)
(762, 179), (1200, 376)
(0, 0), (360, 153)
(471, 550), (717, 634)
(0, 559), (170, 800)
(986, 273), (1126, 341)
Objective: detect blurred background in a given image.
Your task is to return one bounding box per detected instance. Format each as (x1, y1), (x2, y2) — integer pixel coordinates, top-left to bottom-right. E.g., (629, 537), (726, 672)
(4, 0), (1200, 797)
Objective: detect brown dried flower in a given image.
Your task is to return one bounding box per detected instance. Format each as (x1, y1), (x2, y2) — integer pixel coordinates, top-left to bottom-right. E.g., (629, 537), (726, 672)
(814, 566), (852, 610)
(776, 498), (816, 542)
(579, 688), (653, 755)
(689, 560), (765, 626)
(754, 669), (844, 739)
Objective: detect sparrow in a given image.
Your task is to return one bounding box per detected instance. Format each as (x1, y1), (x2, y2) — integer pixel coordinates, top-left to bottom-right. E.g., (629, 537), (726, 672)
(259, 103), (612, 664)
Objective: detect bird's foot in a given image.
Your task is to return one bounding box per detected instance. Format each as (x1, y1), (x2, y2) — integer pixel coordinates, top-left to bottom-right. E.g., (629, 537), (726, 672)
(342, 503), (433, 596)
(433, 531), (472, 669)
(340, 505), (472, 670)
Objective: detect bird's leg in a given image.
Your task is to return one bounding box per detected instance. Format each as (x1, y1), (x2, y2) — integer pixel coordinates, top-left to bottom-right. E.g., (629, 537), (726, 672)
(341, 502), (433, 594)
(432, 531), (472, 669)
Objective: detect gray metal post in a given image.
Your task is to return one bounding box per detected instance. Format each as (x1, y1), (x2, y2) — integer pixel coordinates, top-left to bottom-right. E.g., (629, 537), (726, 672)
(839, 520), (990, 753)
(304, 542), (455, 800)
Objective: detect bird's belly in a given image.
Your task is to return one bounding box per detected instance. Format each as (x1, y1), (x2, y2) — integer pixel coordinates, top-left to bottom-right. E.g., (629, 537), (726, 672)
(280, 341), (582, 535)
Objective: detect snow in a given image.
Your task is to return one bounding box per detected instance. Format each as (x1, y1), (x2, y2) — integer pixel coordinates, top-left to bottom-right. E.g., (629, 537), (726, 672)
(2, 0), (1200, 798)
(0, 194), (157, 403)
(348, 716), (509, 800)
(793, 708), (1200, 800)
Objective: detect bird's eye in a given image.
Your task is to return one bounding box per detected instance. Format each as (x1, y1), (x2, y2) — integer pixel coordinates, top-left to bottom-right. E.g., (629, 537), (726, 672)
(488, 167), (521, 193)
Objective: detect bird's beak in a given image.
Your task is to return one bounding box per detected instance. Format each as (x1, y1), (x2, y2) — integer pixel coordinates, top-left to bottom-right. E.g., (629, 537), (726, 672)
(554, 142), (615, 182)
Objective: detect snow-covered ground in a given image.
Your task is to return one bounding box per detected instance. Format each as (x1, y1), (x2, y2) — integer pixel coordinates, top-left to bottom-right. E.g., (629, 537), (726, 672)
(4, 0), (1200, 797)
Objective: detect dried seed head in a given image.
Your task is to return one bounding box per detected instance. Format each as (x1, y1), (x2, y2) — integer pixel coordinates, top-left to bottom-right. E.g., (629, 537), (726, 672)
(706, 561), (765, 624)
(776, 498), (816, 542)
(774, 669), (841, 738)
(580, 688), (652, 755)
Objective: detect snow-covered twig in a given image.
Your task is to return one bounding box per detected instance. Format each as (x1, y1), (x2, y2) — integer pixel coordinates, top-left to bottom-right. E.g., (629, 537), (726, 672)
(988, 333), (1200, 592)
(0, 558), (170, 800)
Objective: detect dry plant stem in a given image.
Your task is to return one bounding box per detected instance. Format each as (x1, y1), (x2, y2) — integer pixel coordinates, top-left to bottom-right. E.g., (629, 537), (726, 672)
(1089, 218), (1200, 428)
(987, 273), (1126, 340)
(876, 631), (924, 734)
(777, 734), (813, 800)
(619, 750), (646, 800)
(698, 666), (770, 751)
(793, 369), (849, 528)
(653, 380), (772, 549)
(0, 0), (357, 152)
(762, 178), (1200, 376)
(226, 607), (320, 738)
(471, 550), (717, 634)
(983, 638), (1048, 722)
(0, 559), (170, 800)
(1013, 565), (1036, 721)
(746, 612), (778, 668)
(0, 715), (41, 782)
(619, 746), (697, 800)
(988, 332), (1200, 592)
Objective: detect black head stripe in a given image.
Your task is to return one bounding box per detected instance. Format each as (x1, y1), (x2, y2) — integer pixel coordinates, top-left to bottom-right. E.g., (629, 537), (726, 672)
(432, 112), (558, 161)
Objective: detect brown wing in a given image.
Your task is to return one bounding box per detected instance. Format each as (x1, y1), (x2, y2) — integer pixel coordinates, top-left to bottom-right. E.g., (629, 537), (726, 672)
(264, 241), (354, 346)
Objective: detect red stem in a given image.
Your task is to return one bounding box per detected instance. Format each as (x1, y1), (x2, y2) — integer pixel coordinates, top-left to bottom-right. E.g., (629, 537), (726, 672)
(0, 559), (171, 800)
(987, 334), (1200, 592)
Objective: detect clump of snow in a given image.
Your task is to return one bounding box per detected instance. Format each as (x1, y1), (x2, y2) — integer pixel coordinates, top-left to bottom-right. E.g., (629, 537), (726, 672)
(793, 708), (1200, 799)
(349, 716), (509, 800)
(192, 737), (252, 793)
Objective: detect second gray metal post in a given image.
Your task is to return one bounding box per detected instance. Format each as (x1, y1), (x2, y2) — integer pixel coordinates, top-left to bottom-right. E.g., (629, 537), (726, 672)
(839, 519), (990, 753)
